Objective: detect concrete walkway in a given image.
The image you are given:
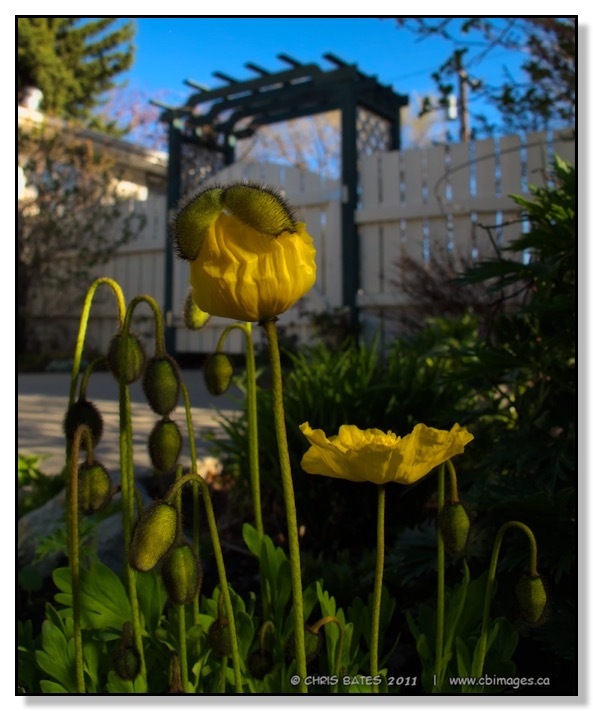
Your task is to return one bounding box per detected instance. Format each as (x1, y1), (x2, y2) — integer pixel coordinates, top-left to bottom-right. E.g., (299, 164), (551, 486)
(18, 369), (243, 476)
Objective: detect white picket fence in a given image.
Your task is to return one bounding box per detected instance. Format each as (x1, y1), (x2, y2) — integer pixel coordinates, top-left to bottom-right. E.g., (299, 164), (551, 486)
(31, 129), (574, 356)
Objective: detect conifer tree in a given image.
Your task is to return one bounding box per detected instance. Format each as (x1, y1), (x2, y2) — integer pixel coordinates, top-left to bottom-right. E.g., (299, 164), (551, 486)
(18, 17), (135, 134)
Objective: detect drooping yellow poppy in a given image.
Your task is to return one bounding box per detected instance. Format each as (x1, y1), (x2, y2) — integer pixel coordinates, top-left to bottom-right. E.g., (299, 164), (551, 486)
(299, 422), (473, 486)
(189, 213), (316, 322)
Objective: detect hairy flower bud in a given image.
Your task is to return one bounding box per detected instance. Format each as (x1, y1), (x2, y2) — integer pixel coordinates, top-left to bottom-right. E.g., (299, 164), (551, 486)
(183, 289), (211, 330)
(208, 618), (232, 657)
(78, 461), (112, 514)
(112, 622), (141, 681)
(161, 543), (203, 606)
(248, 649), (274, 679)
(148, 418), (182, 473)
(439, 501), (471, 555)
(515, 573), (547, 625)
(129, 501), (177, 572)
(285, 626), (322, 665)
(143, 355), (181, 416)
(63, 399), (103, 449)
(107, 331), (146, 384)
(171, 187), (224, 261)
(204, 353), (234, 396)
(222, 183), (296, 236)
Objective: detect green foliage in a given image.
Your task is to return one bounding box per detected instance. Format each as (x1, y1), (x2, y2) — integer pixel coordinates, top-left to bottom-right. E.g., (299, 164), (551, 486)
(18, 453), (64, 518)
(18, 18), (135, 133)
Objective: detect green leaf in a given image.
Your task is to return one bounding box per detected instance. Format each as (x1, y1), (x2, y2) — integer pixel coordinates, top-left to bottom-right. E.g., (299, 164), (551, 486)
(135, 568), (167, 634)
(53, 563), (131, 630)
(35, 620), (77, 692)
(106, 670), (148, 693)
(39, 680), (69, 693)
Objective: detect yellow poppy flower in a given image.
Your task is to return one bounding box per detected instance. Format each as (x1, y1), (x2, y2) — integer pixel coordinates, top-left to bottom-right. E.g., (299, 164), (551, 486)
(299, 422), (474, 486)
(189, 213), (316, 322)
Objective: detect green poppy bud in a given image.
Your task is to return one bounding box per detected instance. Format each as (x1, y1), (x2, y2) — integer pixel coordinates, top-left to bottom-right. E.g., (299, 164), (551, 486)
(129, 501), (177, 572)
(78, 461), (112, 514)
(112, 643), (141, 681)
(161, 543), (203, 606)
(112, 622), (141, 681)
(171, 187), (224, 261)
(248, 649), (274, 679)
(204, 353), (234, 396)
(439, 501), (471, 555)
(64, 399), (103, 449)
(515, 573), (547, 625)
(148, 418), (182, 473)
(183, 289), (211, 330)
(208, 618), (232, 657)
(223, 183), (296, 236)
(143, 355), (181, 416)
(107, 331), (146, 384)
(285, 626), (322, 665)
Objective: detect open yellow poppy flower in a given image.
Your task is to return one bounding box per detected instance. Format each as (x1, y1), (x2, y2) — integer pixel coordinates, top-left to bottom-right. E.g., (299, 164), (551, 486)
(190, 212), (316, 322)
(299, 422), (474, 486)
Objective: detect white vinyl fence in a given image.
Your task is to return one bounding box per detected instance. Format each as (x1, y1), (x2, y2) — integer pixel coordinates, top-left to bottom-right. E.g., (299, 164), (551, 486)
(29, 129), (574, 356)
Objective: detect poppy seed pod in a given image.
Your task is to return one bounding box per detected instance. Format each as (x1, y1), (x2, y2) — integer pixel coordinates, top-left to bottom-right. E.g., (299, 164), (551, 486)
(129, 501), (177, 572)
(161, 543), (203, 606)
(148, 418), (182, 473)
(78, 461), (112, 514)
(107, 331), (146, 384)
(222, 183), (296, 236)
(143, 355), (181, 416)
(63, 399), (103, 449)
(204, 353), (234, 396)
(207, 618), (232, 657)
(515, 573), (547, 625)
(439, 501), (471, 555)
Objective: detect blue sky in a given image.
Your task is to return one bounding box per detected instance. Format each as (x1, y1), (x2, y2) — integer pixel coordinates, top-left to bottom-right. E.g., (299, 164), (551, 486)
(114, 17), (529, 140)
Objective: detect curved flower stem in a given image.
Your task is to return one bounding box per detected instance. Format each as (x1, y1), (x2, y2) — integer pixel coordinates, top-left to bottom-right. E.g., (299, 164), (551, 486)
(445, 458), (460, 502)
(310, 616), (345, 694)
(77, 357), (107, 401)
(68, 278), (126, 407)
(69, 425), (94, 693)
(370, 484), (386, 693)
(166, 473), (243, 693)
(434, 463), (446, 691)
(261, 318), (307, 693)
(474, 521), (539, 679)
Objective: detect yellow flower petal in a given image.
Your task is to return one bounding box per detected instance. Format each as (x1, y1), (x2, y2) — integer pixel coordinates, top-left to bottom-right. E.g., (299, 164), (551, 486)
(190, 213), (316, 322)
(299, 421), (473, 486)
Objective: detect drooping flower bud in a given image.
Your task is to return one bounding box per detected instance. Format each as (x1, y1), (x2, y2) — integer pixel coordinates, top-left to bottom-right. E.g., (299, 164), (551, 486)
(78, 461), (112, 514)
(222, 183), (296, 236)
(515, 573), (547, 625)
(285, 626), (322, 665)
(129, 501), (177, 572)
(207, 617), (232, 657)
(204, 353), (234, 396)
(142, 355), (181, 416)
(248, 649), (274, 679)
(439, 500), (471, 555)
(111, 622), (141, 681)
(107, 331), (146, 384)
(183, 289), (210, 330)
(63, 399), (103, 449)
(161, 543), (203, 606)
(148, 417), (182, 474)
